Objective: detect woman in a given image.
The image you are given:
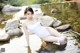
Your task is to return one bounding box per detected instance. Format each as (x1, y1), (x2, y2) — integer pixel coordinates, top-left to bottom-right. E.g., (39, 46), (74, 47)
(22, 7), (67, 46)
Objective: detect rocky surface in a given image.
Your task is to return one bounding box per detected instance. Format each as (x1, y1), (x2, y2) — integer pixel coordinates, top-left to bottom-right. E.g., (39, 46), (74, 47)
(0, 4), (80, 53)
(0, 29), (80, 53)
(0, 29), (10, 41)
(0, 29), (42, 53)
(55, 31), (79, 53)
(51, 20), (62, 27)
(55, 24), (70, 31)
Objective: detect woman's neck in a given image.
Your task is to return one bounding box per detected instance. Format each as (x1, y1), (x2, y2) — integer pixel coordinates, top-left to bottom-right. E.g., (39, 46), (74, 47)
(27, 17), (33, 21)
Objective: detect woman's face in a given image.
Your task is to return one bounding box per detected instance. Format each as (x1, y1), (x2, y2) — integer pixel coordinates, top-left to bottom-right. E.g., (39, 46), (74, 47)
(25, 11), (33, 20)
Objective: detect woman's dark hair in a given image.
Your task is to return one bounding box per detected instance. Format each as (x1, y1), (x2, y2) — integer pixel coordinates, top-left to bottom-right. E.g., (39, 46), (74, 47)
(24, 7), (34, 15)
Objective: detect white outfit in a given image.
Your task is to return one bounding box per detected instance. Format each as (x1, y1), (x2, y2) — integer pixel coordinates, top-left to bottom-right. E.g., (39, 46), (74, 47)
(27, 21), (50, 38)
(54, 36), (67, 45)
(26, 21), (67, 45)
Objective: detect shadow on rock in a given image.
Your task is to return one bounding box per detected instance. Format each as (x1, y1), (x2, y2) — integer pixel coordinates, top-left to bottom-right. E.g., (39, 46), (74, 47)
(37, 42), (67, 53)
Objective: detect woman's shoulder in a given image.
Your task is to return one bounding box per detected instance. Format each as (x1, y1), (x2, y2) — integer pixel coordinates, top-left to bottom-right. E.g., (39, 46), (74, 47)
(21, 20), (27, 26)
(33, 15), (39, 20)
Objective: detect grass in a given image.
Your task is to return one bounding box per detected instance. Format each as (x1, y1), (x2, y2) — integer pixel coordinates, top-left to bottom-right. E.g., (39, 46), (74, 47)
(41, 2), (80, 32)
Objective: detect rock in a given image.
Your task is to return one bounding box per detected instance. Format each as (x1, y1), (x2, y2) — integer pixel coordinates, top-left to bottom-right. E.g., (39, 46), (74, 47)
(55, 24), (70, 31)
(0, 18), (7, 22)
(13, 6), (28, 20)
(38, 42), (58, 53)
(1, 21), (7, 24)
(34, 14), (61, 27)
(38, 15), (55, 26)
(0, 30), (10, 41)
(38, 49), (54, 53)
(51, 8), (61, 14)
(49, 19), (62, 28)
(19, 16), (26, 20)
(2, 4), (21, 15)
(7, 28), (23, 38)
(5, 20), (23, 37)
(52, 20), (62, 27)
(5, 20), (20, 32)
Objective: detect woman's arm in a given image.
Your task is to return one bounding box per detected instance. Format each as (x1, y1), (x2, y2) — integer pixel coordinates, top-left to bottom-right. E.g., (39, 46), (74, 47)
(22, 23), (29, 44)
(22, 22), (31, 53)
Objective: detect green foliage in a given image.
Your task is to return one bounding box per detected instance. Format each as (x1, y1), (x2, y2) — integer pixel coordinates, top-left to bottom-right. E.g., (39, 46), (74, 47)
(0, 0), (7, 3)
(49, 0), (64, 2)
(7, 0), (22, 6)
(41, 2), (80, 32)
(0, 0), (65, 6)
(35, 0), (50, 4)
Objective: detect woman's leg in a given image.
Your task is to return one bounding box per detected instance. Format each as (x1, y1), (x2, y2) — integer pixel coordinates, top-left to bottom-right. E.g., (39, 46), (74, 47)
(45, 27), (62, 37)
(42, 35), (67, 45)
(42, 36), (58, 42)
(45, 27), (67, 45)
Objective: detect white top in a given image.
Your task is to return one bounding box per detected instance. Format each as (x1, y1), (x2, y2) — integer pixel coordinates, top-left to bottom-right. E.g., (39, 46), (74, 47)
(26, 21), (50, 38)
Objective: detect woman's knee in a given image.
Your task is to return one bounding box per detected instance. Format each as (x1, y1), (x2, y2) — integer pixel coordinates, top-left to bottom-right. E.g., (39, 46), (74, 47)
(58, 36), (67, 45)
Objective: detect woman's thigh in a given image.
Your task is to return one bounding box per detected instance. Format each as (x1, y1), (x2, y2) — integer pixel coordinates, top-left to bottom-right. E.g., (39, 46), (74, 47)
(41, 36), (58, 42)
(45, 27), (62, 37)
(41, 35), (67, 45)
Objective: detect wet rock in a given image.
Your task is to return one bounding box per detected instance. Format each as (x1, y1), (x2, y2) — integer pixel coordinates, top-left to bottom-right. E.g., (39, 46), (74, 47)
(2, 4), (21, 15)
(0, 30), (10, 41)
(38, 42), (58, 53)
(55, 24), (70, 31)
(38, 41), (67, 53)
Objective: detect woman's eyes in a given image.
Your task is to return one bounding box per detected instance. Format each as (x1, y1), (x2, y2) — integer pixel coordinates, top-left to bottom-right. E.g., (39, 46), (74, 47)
(27, 13), (32, 15)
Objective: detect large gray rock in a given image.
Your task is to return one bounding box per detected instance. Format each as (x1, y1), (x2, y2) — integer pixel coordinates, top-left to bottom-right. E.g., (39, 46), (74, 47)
(2, 5), (21, 15)
(49, 19), (62, 28)
(7, 28), (23, 37)
(55, 24), (70, 31)
(5, 20), (23, 37)
(5, 20), (20, 32)
(38, 15), (55, 26)
(0, 30), (10, 41)
(34, 15), (62, 27)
